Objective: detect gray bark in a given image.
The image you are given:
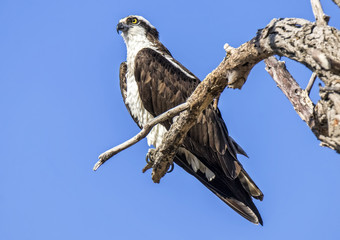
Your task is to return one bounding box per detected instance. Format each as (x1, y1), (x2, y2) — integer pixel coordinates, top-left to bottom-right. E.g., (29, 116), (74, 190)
(149, 18), (340, 182)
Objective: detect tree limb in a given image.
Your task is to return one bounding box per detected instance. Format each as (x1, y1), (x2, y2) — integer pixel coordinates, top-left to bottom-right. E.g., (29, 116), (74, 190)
(264, 56), (315, 126)
(332, 0), (340, 8)
(306, 73), (318, 95)
(311, 0), (330, 26)
(149, 17), (340, 182)
(93, 102), (189, 171)
(305, 0), (329, 94)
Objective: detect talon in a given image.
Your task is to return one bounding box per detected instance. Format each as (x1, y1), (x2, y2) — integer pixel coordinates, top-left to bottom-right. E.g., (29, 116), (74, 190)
(145, 148), (155, 164)
(167, 162), (174, 173)
(145, 154), (150, 163)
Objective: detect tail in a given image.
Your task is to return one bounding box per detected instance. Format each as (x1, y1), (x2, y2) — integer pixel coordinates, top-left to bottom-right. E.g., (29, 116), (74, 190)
(174, 154), (263, 225)
(216, 192), (263, 225)
(203, 169), (263, 225)
(238, 168), (264, 201)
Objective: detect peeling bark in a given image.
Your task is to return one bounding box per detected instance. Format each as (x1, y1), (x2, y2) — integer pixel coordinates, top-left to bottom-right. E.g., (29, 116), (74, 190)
(316, 87), (340, 151)
(149, 18), (340, 182)
(264, 56), (315, 127)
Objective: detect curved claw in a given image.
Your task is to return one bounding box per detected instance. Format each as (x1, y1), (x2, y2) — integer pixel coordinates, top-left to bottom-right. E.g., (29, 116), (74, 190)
(167, 162), (175, 173)
(145, 148), (174, 174)
(145, 148), (155, 164)
(145, 153), (151, 164)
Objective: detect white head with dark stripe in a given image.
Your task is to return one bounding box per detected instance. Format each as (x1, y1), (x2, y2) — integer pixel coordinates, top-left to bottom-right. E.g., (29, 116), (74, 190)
(117, 15), (159, 45)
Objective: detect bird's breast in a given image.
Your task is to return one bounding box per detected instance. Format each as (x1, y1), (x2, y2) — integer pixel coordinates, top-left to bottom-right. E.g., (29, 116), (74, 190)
(125, 66), (167, 148)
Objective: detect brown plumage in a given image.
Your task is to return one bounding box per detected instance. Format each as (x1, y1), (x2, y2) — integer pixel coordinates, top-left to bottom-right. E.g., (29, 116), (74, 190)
(117, 15), (263, 225)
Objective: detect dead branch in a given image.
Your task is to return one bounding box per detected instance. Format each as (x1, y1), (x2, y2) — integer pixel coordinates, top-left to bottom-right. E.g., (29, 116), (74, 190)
(306, 73), (318, 95)
(311, 0), (330, 26)
(264, 56), (315, 126)
(332, 0), (340, 8)
(305, 0), (329, 94)
(94, 102), (189, 171)
(149, 17), (340, 183)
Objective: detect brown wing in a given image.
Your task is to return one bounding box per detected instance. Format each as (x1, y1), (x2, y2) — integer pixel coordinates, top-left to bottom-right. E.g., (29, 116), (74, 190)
(133, 48), (263, 224)
(134, 48), (237, 178)
(134, 49), (199, 117)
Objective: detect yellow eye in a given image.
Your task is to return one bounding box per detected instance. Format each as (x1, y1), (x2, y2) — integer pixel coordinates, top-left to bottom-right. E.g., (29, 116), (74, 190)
(131, 18), (138, 24)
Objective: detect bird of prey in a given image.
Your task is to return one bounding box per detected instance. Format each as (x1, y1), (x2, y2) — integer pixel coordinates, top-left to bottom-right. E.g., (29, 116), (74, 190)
(116, 15), (263, 225)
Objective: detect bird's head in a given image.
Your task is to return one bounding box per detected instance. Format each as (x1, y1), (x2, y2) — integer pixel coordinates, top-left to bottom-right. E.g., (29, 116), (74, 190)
(116, 15), (159, 43)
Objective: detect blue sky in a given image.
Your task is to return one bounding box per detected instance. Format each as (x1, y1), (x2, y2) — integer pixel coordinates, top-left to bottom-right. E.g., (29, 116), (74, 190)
(1, 0), (340, 239)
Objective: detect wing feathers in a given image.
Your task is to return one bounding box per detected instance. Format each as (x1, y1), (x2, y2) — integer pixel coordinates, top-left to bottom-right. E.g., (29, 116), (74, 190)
(174, 154), (262, 225)
(238, 169), (264, 201)
(229, 136), (249, 158)
(129, 47), (263, 224)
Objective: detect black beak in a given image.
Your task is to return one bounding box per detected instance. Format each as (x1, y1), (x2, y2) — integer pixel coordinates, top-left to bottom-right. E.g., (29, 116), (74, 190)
(116, 22), (129, 34)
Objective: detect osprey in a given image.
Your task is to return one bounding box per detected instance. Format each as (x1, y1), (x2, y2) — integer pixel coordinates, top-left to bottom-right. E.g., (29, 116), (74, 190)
(116, 15), (263, 225)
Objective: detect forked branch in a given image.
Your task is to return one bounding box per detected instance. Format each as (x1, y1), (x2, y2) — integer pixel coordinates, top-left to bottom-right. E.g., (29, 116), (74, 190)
(311, 0), (330, 26)
(94, 102), (189, 171)
(149, 17), (340, 182)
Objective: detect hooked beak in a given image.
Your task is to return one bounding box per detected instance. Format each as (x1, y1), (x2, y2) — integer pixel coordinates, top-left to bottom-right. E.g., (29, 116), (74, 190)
(116, 22), (129, 34)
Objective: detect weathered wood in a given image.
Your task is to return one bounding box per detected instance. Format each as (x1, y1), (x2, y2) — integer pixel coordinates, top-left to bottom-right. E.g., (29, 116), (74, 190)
(306, 73), (318, 95)
(150, 18), (340, 182)
(264, 56), (315, 126)
(315, 87), (340, 152)
(93, 102), (189, 171)
(311, 0), (330, 26)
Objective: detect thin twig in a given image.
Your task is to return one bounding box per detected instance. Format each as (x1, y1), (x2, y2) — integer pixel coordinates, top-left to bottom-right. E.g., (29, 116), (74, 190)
(306, 72), (318, 95)
(308, 1), (327, 96)
(93, 102), (189, 171)
(320, 86), (340, 93)
(310, 0), (330, 26)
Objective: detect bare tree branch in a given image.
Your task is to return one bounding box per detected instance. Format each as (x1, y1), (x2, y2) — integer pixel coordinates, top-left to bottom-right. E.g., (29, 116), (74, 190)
(93, 102), (189, 171)
(311, 0), (330, 26)
(306, 73), (318, 95)
(149, 17), (340, 182)
(306, 0), (329, 94)
(332, 0), (340, 8)
(264, 56), (315, 126)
